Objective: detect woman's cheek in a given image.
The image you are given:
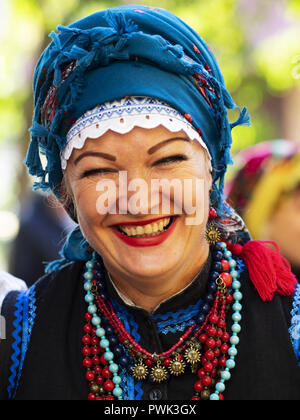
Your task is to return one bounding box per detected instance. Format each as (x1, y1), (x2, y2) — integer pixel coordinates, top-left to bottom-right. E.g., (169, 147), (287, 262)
(74, 180), (101, 223)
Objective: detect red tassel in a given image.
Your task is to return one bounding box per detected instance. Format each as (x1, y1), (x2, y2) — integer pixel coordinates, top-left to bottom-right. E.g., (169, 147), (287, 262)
(226, 241), (297, 302)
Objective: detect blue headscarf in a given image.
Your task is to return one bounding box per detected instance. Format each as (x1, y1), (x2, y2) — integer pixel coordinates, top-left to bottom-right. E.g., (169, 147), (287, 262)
(26, 5), (250, 271)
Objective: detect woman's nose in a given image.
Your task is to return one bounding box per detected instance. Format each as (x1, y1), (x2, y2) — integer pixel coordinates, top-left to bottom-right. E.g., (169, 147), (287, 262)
(117, 170), (154, 215)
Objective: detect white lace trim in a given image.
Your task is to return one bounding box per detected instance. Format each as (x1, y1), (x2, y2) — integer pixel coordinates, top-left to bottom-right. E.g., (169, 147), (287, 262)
(61, 97), (211, 170)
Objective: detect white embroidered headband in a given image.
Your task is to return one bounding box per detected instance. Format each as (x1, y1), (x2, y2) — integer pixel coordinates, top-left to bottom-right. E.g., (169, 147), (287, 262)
(61, 96), (212, 170)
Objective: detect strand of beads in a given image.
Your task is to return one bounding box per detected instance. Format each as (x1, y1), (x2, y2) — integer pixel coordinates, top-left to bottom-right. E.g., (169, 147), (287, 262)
(83, 258), (123, 400)
(191, 285), (231, 400)
(190, 238), (241, 401)
(209, 242), (242, 401)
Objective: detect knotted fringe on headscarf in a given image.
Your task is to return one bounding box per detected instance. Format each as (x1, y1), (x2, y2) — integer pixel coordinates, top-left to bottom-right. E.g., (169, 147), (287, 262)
(26, 121), (65, 191)
(188, 60), (251, 211)
(212, 105), (250, 214)
(29, 17), (138, 193)
(226, 240), (297, 301)
(230, 107), (251, 130)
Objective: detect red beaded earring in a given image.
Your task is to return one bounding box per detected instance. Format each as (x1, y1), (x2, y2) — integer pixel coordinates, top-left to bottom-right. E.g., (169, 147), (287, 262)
(209, 207), (218, 220)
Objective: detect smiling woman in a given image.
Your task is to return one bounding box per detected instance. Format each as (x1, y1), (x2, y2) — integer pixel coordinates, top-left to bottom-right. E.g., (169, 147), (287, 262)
(0, 5), (299, 401)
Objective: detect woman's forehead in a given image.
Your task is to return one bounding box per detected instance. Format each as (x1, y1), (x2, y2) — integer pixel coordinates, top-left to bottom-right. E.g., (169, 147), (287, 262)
(71, 126), (193, 155)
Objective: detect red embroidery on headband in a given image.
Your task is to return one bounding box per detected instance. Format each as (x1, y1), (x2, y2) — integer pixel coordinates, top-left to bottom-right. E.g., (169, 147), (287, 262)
(193, 73), (213, 108)
(193, 44), (201, 54)
(184, 113), (193, 123)
(41, 61), (77, 128)
(70, 118), (77, 126)
(198, 85), (212, 108)
(205, 63), (212, 73)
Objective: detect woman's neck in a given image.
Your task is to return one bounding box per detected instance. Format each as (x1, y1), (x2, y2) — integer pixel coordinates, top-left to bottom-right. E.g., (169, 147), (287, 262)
(104, 245), (210, 313)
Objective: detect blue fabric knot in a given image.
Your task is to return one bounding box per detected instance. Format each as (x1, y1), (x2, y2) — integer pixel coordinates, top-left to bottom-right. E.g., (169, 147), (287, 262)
(64, 45), (89, 61)
(49, 30), (63, 51)
(230, 107), (251, 130)
(104, 10), (139, 35)
(104, 41), (131, 62)
(166, 42), (185, 59)
(29, 121), (50, 139)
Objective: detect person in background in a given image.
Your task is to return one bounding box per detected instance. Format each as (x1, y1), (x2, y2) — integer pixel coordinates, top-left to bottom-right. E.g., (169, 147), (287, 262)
(226, 140), (300, 280)
(0, 271), (26, 312)
(9, 192), (76, 287)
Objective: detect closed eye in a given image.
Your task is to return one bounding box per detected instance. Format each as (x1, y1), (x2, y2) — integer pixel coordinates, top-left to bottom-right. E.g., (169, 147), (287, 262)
(152, 154), (189, 166)
(81, 168), (118, 178)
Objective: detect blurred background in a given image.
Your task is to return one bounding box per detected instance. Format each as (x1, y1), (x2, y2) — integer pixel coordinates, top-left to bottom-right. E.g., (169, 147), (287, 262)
(0, 0), (299, 282)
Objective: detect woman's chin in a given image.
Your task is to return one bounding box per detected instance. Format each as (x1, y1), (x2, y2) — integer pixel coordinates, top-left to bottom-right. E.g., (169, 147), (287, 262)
(111, 246), (185, 280)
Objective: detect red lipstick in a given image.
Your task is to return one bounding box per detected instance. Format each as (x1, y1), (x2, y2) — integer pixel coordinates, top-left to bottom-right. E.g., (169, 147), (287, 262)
(111, 216), (178, 247)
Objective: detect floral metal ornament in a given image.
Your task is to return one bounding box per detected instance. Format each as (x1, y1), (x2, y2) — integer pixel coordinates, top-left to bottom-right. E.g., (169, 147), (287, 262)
(169, 356), (186, 376)
(150, 361), (168, 383)
(205, 222), (221, 245)
(184, 344), (202, 373)
(131, 360), (148, 381)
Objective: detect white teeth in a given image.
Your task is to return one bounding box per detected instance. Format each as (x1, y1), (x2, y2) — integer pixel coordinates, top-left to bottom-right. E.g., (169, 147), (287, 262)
(144, 224), (152, 234)
(118, 217), (171, 237)
(123, 227), (131, 236)
(136, 226), (144, 235)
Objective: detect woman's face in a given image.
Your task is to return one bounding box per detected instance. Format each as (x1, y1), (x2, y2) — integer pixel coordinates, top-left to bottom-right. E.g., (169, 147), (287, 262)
(268, 188), (300, 268)
(65, 125), (212, 282)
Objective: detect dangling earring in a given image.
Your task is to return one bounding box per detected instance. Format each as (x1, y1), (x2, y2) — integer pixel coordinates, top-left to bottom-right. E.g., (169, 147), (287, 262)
(206, 207), (221, 245)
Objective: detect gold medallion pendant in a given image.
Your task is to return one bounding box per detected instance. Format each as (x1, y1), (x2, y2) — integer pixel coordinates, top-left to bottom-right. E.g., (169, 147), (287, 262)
(184, 345), (201, 373)
(205, 222), (221, 246)
(150, 361), (168, 383)
(131, 360), (148, 381)
(168, 356), (186, 376)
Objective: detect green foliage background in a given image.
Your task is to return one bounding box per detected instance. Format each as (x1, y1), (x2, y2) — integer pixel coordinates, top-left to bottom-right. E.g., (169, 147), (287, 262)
(0, 0), (299, 267)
